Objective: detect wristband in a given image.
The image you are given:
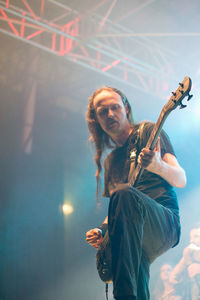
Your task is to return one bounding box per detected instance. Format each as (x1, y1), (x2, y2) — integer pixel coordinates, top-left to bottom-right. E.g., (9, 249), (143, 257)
(97, 223), (108, 237)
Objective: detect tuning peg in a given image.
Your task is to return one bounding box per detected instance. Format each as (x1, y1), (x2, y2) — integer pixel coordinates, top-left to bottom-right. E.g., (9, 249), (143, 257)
(172, 92), (177, 97)
(179, 101), (187, 109)
(179, 89), (184, 95)
(187, 94), (193, 101)
(179, 82), (184, 88)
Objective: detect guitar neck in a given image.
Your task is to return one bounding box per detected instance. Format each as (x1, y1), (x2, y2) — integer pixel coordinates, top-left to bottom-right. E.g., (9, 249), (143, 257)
(147, 108), (170, 150)
(129, 107), (170, 187)
(128, 76), (192, 187)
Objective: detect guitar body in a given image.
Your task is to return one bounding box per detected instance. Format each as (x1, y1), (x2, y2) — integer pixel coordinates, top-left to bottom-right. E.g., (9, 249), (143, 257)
(96, 77), (192, 283)
(96, 231), (112, 283)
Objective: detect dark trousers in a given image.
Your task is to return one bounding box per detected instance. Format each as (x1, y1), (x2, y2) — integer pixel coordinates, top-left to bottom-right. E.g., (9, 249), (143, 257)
(108, 186), (180, 300)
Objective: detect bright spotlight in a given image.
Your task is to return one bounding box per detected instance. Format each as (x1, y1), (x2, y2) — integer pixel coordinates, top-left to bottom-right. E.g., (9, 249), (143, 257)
(62, 203), (74, 215)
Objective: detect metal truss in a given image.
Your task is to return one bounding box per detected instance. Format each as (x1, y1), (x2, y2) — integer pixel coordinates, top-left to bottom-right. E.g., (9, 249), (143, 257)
(0, 0), (179, 96)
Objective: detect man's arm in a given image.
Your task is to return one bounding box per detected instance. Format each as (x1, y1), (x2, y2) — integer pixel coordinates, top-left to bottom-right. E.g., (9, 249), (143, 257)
(159, 153), (186, 188)
(102, 216), (108, 224)
(138, 138), (186, 188)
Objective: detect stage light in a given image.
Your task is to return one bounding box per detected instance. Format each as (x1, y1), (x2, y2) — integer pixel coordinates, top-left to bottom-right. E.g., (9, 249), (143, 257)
(62, 203), (74, 215)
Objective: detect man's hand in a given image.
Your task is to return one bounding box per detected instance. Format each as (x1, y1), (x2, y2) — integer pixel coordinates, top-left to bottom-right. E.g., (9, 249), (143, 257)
(86, 228), (103, 249)
(137, 137), (162, 173)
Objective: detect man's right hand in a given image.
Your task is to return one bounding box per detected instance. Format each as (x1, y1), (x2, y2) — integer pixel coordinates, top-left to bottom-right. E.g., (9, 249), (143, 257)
(86, 228), (103, 249)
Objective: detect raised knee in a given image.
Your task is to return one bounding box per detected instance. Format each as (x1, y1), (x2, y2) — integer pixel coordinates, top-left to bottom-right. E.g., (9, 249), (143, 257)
(110, 186), (144, 213)
(111, 185), (141, 208)
(109, 185), (145, 220)
(111, 184), (138, 197)
(111, 183), (132, 198)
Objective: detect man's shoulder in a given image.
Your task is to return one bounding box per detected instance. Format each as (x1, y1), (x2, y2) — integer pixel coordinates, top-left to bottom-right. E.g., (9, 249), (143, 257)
(129, 121), (153, 135)
(133, 121), (154, 134)
(132, 121), (154, 142)
(140, 121), (154, 130)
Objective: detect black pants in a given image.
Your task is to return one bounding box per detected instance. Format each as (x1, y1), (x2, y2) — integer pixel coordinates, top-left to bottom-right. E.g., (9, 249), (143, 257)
(108, 186), (180, 300)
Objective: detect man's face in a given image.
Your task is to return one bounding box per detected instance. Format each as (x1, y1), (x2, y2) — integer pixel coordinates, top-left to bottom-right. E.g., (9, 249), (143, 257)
(190, 228), (200, 247)
(93, 90), (130, 137)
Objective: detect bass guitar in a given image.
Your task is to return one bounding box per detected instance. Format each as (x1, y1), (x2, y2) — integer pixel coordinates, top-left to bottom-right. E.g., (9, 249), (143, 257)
(96, 76), (193, 283)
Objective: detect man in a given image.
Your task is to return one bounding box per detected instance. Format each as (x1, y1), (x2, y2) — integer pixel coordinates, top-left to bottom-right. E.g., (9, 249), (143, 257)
(170, 225), (200, 300)
(85, 86), (186, 300)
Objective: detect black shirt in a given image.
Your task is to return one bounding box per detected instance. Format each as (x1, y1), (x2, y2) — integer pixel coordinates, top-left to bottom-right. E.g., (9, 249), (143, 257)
(103, 122), (179, 215)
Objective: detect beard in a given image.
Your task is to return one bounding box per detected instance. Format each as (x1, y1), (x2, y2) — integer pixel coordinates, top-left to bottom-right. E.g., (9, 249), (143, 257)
(106, 118), (119, 130)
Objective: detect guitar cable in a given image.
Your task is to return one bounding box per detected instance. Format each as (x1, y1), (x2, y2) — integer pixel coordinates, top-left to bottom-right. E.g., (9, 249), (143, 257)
(105, 283), (109, 300)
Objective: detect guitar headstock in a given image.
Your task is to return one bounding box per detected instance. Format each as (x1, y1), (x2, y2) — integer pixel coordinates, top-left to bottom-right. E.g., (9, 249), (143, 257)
(166, 76), (193, 112)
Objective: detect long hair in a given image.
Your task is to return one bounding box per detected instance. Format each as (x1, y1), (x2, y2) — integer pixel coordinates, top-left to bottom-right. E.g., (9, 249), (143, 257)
(86, 86), (134, 200)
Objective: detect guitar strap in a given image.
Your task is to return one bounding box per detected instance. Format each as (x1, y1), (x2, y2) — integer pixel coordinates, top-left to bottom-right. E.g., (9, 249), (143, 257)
(128, 122), (145, 184)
